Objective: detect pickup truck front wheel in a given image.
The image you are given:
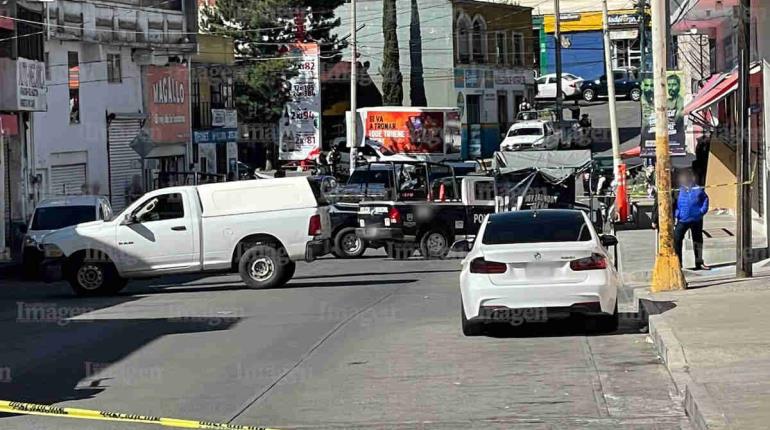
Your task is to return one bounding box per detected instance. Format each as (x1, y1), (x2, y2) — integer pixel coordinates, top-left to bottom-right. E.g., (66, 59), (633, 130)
(239, 245), (290, 289)
(66, 256), (127, 296)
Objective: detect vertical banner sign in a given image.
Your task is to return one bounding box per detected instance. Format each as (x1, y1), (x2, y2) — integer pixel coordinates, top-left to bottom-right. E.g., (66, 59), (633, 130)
(640, 70), (686, 157)
(279, 43), (321, 161)
(146, 65), (190, 144)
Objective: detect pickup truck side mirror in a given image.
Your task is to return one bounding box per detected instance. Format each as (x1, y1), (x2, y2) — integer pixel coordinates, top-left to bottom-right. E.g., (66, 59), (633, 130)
(451, 239), (473, 253)
(600, 234), (618, 248)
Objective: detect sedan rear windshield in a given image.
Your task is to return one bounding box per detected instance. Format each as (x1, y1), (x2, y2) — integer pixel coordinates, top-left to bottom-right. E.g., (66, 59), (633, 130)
(31, 206), (95, 231)
(508, 127), (543, 137)
(482, 211), (592, 244)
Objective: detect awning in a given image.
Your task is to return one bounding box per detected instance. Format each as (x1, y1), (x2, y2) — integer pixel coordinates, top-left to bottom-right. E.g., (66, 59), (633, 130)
(684, 63), (762, 115)
(684, 72), (737, 115)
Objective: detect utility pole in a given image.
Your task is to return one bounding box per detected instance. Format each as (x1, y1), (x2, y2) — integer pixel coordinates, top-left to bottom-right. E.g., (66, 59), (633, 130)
(650, 0), (686, 292)
(736, 0), (752, 277)
(602, 0), (621, 182)
(553, 0), (563, 122)
(638, 0), (647, 72)
(349, 0), (358, 172)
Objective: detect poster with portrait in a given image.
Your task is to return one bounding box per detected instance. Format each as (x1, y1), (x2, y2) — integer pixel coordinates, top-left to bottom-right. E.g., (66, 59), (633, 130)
(365, 110), (445, 154)
(279, 43), (322, 161)
(640, 70), (686, 157)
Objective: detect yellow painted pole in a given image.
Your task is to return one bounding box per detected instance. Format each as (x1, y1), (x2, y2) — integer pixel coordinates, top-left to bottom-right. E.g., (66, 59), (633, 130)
(650, 0), (685, 292)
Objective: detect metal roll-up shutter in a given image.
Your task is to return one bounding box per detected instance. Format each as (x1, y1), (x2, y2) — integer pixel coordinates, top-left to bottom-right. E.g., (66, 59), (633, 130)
(50, 164), (87, 196)
(108, 118), (142, 212)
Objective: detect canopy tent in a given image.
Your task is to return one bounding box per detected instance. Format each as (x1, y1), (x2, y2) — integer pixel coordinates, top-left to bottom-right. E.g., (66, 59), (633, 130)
(493, 150), (592, 183)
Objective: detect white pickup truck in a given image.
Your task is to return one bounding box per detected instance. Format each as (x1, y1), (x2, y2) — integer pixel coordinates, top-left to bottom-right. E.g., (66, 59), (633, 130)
(40, 177), (331, 296)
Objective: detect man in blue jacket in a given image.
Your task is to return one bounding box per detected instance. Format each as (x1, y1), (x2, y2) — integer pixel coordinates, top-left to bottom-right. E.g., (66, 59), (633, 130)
(674, 169), (710, 270)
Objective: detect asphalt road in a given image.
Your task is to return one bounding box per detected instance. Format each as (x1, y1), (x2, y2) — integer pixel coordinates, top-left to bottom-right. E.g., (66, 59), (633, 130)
(538, 99), (642, 156)
(0, 252), (688, 429)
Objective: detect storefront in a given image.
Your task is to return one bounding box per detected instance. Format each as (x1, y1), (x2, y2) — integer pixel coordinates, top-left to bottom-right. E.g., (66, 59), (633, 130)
(540, 9), (647, 80)
(140, 63), (191, 189)
(454, 67), (534, 158)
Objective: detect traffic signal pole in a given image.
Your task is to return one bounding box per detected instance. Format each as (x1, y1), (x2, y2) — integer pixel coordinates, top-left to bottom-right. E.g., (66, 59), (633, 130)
(650, 0), (686, 292)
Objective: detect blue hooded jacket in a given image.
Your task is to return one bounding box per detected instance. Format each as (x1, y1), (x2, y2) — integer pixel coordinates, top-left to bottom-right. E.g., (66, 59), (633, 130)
(675, 186), (709, 223)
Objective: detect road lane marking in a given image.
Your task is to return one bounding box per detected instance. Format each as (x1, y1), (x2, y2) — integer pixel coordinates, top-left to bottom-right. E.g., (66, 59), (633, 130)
(0, 400), (279, 430)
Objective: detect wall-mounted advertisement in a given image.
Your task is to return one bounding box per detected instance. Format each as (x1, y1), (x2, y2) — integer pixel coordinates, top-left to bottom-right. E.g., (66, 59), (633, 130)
(146, 64), (190, 144)
(640, 71), (686, 157)
(279, 43), (321, 161)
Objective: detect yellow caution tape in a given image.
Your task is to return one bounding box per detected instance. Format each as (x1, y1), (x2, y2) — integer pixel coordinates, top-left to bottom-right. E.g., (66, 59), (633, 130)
(0, 400), (279, 430)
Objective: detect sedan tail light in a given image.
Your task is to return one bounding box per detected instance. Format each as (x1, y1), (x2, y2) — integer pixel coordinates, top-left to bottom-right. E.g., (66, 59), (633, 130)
(470, 257), (507, 274)
(308, 214), (322, 236)
(570, 253), (607, 271)
(388, 207), (401, 224)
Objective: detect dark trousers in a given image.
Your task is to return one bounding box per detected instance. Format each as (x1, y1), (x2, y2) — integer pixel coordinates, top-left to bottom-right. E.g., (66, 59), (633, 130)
(674, 220), (704, 267)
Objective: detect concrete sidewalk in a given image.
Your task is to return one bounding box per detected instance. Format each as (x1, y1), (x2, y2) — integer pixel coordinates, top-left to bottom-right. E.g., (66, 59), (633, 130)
(638, 275), (770, 429)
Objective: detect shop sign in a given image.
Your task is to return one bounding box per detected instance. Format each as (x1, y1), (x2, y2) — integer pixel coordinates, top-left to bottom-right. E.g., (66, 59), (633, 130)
(0, 58), (47, 111)
(211, 109), (238, 128)
(608, 13), (640, 27)
(146, 64), (190, 144)
(194, 128), (238, 144)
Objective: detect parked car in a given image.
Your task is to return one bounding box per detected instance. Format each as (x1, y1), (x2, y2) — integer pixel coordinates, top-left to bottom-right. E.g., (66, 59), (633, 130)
(535, 73), (584, 100)
(580, 68), (642, 102)
(40, 177), (331, 295)
(456, 209), (621, 336)
(500, 120), (561, 151)
(21, 196), (112, 277)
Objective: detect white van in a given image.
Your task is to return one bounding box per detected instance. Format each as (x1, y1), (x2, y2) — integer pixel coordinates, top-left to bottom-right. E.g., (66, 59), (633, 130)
(40, 177), (331, 296)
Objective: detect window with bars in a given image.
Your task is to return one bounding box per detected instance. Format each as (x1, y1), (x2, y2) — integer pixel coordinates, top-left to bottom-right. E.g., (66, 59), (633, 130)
(512, 33), (524, 66)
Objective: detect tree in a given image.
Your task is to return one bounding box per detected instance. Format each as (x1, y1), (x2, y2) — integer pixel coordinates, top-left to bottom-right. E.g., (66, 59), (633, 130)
(201, 0), (347, 122)
(381, 0), (403, 105)
(409, 0), (426, 106)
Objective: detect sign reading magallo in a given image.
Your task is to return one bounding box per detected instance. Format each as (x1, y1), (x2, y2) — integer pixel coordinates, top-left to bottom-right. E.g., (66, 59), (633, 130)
(145, 65), (190, 144)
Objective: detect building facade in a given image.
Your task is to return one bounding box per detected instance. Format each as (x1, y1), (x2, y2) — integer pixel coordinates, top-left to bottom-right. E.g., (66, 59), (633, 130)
(334, 0), (535, 158)
(0, 0), (46, 260)
(31, 0), (197, 223)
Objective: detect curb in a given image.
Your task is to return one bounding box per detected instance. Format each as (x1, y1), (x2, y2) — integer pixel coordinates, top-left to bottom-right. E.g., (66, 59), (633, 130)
(638, 294), (730, 430)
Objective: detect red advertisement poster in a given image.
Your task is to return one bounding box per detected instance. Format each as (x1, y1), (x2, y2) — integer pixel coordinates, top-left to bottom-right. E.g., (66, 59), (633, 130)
(365, 111), (444, 154)
(146, 64), (190, 144)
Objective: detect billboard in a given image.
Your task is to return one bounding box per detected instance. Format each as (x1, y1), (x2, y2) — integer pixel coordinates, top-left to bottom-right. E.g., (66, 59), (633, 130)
(146, 64), (190, 144)
(365, 110), (446, 154)
(0, 58), (46, 111)
(640, 70), (686, 157)
(279, 43), (322, 161)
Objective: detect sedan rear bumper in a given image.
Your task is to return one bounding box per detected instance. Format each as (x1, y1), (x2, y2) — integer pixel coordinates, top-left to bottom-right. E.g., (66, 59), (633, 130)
(461, 274), (617, 320)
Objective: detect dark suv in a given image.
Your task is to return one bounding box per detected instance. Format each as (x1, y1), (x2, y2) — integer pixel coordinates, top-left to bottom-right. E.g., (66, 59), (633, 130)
(580, 68), (641, 102)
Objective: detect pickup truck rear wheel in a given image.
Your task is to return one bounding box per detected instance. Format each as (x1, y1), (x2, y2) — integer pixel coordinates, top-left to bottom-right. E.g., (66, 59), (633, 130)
(420, 230), (450, 259)
(332, 227), (366, 258)
(66, 256), (127, 296)
(239, 245), (289, 289)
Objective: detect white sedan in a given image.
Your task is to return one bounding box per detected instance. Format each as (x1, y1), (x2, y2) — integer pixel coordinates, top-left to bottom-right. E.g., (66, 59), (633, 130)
(535, 73), (584, 99)
(457, 209), (621, 336)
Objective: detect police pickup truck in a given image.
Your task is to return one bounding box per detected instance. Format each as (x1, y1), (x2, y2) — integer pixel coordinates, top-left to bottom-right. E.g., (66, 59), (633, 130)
(355, 161), (495, 259)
